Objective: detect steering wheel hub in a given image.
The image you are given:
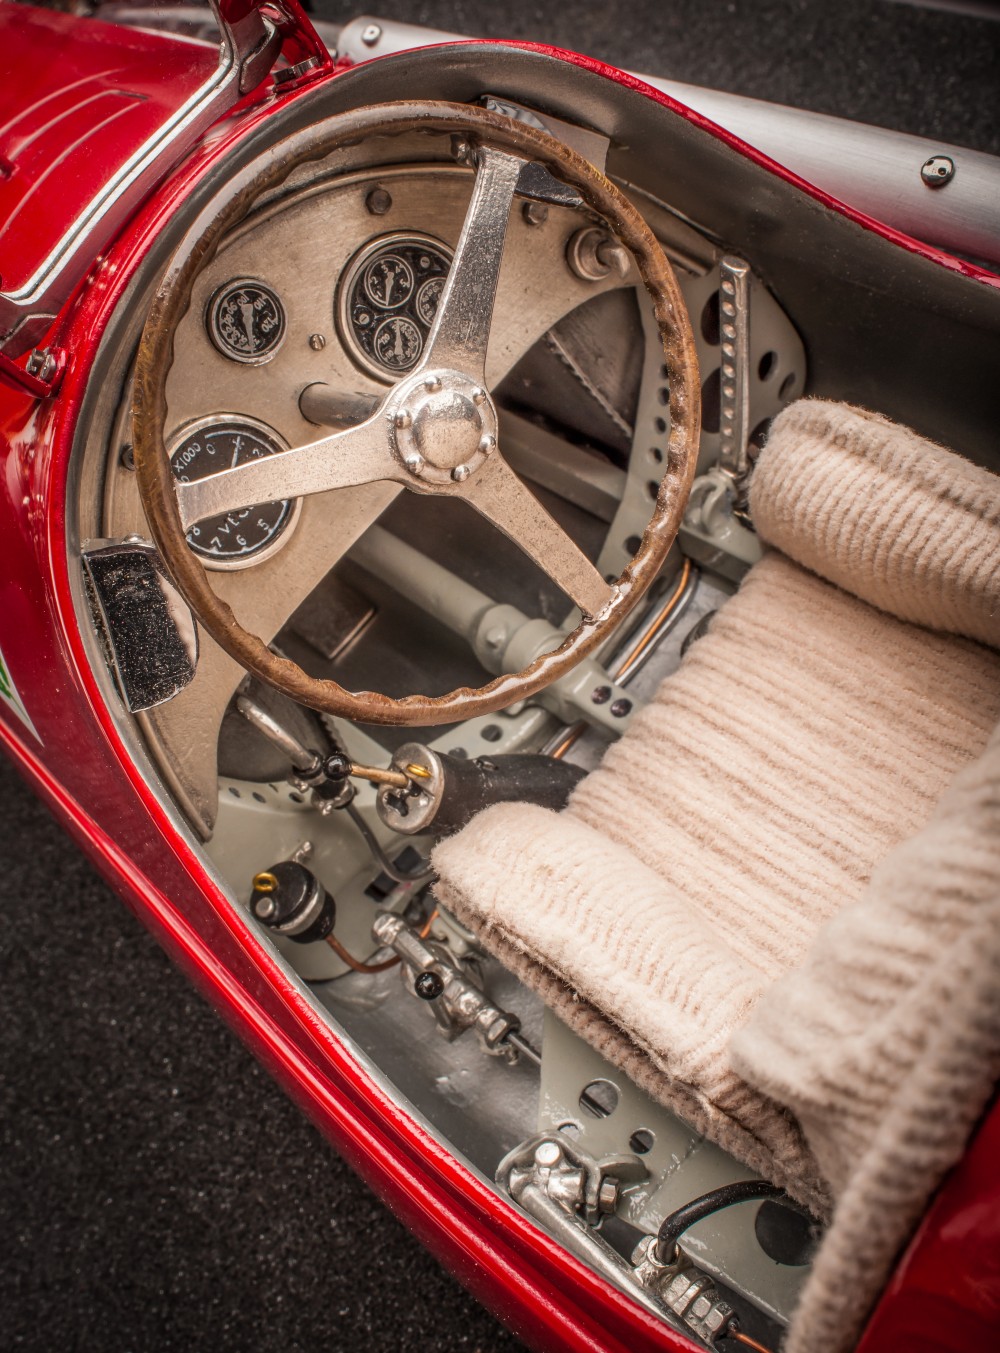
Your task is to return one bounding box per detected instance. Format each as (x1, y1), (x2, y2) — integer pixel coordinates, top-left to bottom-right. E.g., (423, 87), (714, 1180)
(391, 368), (497, 485)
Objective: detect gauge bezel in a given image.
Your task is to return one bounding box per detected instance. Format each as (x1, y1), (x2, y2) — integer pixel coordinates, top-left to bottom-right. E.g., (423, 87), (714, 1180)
(207, 277), (287, 366)
(336, 231), (453, 383)
(166, 413), (301, 572)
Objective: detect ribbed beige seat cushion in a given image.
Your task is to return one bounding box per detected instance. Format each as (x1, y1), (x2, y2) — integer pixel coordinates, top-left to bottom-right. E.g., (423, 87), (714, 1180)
(434, 401), (1000, 1228)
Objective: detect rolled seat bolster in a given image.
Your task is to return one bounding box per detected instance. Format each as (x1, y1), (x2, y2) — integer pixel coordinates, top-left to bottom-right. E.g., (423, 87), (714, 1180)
(750, 400), (1000, 646)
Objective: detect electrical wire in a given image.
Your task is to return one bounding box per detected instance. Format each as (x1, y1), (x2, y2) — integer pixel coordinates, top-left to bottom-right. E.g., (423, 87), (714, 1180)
(325, 931), (400, 974)
(654, 1180), (789, 1264)
(419, 907), (440, 938)
(728, 1328), (775, 1353)
(345, 801), (435, 885)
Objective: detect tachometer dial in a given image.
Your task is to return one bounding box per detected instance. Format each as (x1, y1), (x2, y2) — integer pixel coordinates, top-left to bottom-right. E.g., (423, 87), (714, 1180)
(168, 417), (298, 569)
(338, 233), (452, 381)
(208, 279), (286, 364)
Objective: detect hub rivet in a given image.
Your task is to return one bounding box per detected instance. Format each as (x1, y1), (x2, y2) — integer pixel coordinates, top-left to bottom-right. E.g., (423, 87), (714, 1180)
(395, 408), (412, 429)
(479, 433), (496, 453)
(451, 464), (471, 483)
(404, 453), (425, 474)
(424, 375), (442, 392)
(472, 387), (487, 404)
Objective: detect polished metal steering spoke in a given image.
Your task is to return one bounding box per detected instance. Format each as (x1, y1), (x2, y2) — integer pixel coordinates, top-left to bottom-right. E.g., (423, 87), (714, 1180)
(174, 414), (397, 530)
(463, 455), (614, 619)
(419, 147), (523, 379)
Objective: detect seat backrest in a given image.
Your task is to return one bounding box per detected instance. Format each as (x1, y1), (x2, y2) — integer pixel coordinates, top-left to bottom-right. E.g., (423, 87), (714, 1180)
(751, 400), (1000, 650)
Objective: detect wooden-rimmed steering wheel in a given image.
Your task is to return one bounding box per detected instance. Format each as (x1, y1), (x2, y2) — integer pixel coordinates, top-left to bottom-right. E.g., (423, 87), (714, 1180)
(134, 101), (700, 727)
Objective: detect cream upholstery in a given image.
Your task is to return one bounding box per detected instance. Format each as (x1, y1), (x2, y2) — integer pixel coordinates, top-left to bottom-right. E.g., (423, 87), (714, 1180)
(433, 401), (1000, 1351)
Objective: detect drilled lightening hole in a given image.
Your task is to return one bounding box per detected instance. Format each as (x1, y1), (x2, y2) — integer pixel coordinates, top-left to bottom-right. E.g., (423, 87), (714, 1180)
(629, 1128), (655, 1154)
(701, 289), (721, 346)
(579, 1079), (620, 1119)
(758, 350), (778, 381)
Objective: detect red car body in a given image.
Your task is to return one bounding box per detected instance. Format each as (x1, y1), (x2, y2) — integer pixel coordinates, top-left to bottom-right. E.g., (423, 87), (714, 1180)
(1, 5), (997, 1349)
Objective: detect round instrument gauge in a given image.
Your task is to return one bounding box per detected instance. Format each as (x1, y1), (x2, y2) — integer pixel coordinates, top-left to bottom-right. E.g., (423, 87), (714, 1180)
(415, 276), (445, 327)
(373, 316), (423, 371)
(208, 278), (286, 364)
(168, 416), (298, 570)
(363, 253), (414, 309)
(338, 233), (452, 381)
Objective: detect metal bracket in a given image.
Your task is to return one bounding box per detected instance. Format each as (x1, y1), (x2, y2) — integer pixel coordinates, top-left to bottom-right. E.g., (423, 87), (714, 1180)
(371, 912), (529, 1062)
(0, 347), (65, 398)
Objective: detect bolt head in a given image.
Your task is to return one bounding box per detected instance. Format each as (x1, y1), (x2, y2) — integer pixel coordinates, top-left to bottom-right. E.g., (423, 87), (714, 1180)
(395, 408), (412, 429)
(598, 1177), (620, 1214)
(451, 464), (471, 482)
(921, 154), (955, 187)
(365, 187), (392, 215)
(360, 22), (382, 46)
(404, 453), (424, 474)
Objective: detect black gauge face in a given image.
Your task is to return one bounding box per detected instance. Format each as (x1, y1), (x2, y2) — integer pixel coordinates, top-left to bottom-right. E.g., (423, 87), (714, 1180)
(373, 316), (423, 371)
(415, 276), (445, 327)
(340, 235), (452, 380)
(169, 419), (294, 568)
(209, 279), (285, 364)
(364, 253), (414, 308)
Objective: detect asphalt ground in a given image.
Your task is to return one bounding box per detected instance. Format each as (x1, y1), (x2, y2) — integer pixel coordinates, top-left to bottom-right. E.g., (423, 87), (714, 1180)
(2, 3), (998, 1350)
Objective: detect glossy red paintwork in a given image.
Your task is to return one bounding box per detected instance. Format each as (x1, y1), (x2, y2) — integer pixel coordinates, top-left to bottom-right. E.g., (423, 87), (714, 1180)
(0, 6), (217, 296)
(0, 12), (998, 1351)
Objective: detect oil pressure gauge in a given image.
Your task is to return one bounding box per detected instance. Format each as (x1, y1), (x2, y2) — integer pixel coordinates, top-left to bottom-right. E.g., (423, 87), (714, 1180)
(168, 416), (299, 570)
(338, 233), (452, 381)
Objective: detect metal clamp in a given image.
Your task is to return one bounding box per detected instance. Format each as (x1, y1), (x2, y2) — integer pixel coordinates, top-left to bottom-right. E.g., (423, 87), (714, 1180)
(371, 912), (529, 1062)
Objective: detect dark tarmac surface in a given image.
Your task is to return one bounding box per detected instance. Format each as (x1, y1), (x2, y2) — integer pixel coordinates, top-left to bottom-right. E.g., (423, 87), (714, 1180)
(2, 2), (997, 1349)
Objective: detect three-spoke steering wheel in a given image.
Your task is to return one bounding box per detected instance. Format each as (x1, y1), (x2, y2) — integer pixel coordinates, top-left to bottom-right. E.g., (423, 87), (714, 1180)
(134, 102), (700, 726)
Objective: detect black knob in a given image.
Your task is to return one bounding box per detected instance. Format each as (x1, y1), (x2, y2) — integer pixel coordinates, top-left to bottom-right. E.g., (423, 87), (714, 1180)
(322, 752), (353, 782)
(415, 971), (445, 1001)
(249, 861), (335, 945)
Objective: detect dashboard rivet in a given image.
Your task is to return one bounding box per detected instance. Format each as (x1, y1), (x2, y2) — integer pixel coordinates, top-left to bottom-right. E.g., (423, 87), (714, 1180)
(404, 453), (425, 474)
(395, 408), (412, 429)
(366, 187), (392, 216)
(424, 375), (442, 392)
(451, 464), (471, 482)
(478, 433), (496, 453)
(308, 333), (326, 351)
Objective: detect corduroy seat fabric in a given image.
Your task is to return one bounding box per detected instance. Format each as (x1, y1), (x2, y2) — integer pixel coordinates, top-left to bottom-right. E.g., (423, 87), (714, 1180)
(433, 400), (1000, 1353)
